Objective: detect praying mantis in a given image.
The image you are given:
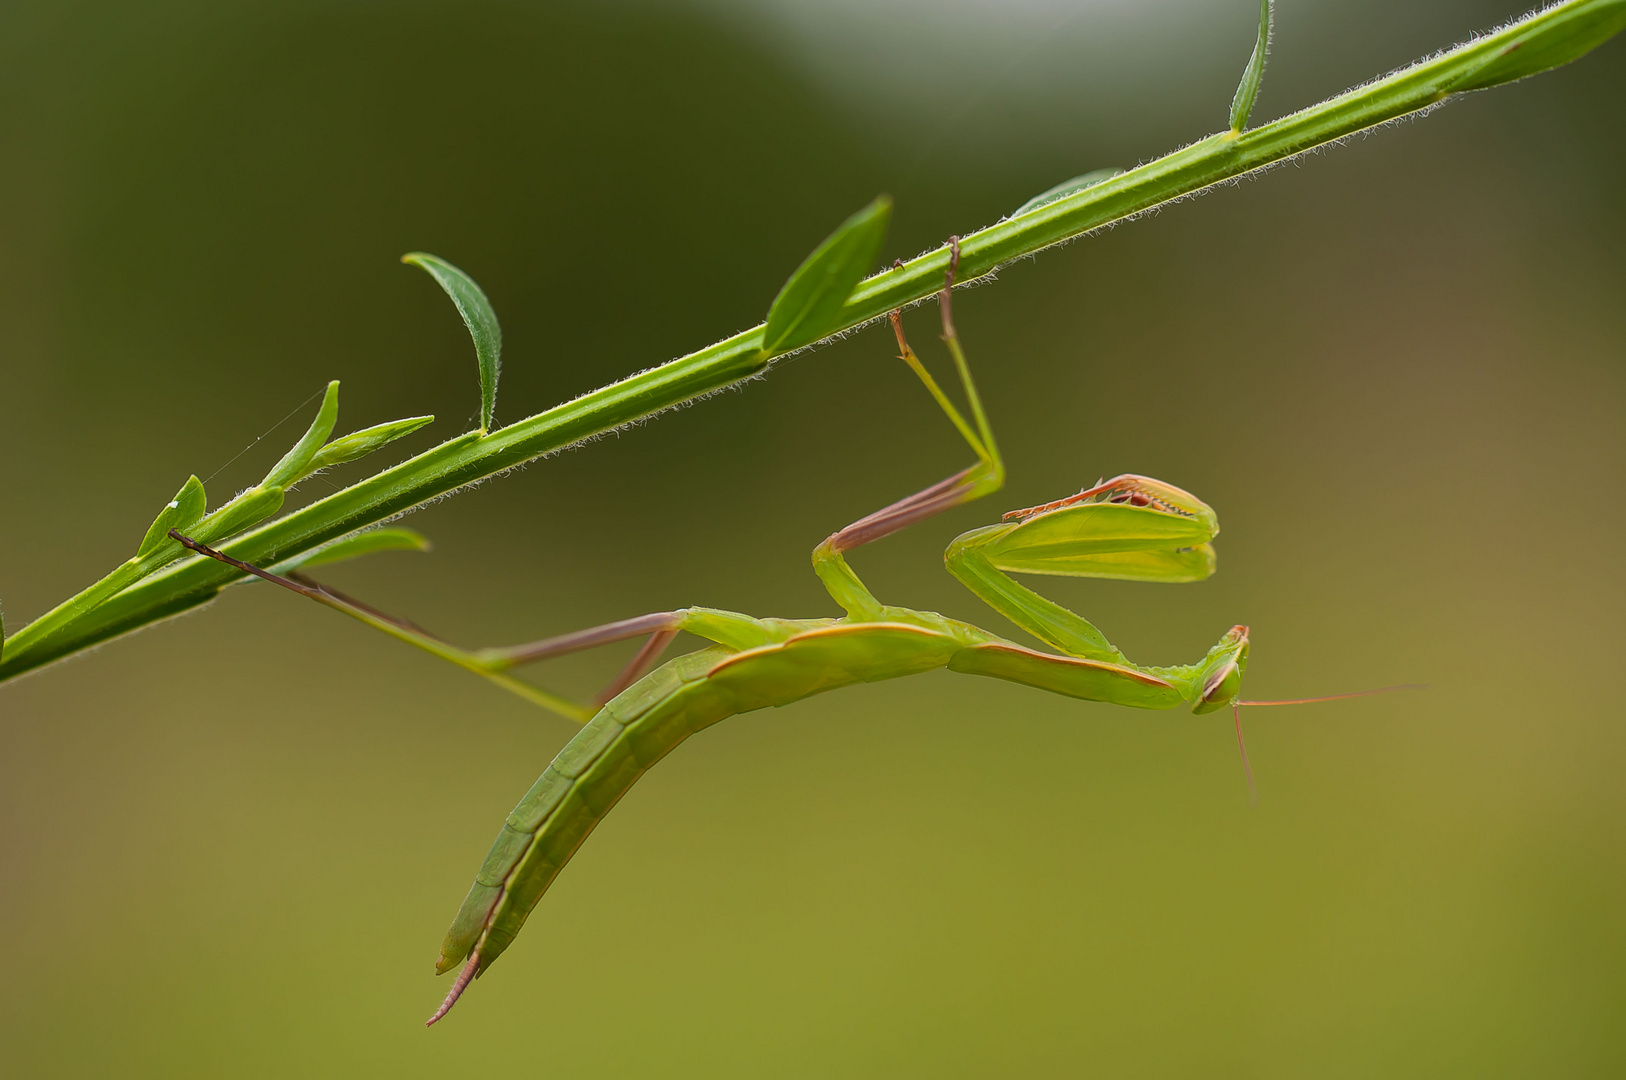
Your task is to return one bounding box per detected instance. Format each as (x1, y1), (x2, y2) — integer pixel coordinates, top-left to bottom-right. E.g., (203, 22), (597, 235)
(0, 0), (1603, 1037)
(174, 241), (1388, 1026)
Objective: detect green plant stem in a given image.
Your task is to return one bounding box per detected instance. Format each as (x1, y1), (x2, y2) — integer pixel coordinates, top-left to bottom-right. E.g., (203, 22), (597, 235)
(2, 0), (1619, 682)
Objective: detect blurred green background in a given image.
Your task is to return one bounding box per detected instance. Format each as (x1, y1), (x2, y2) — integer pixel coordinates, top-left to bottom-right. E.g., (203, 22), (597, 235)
(2, 0), (1622, 1075)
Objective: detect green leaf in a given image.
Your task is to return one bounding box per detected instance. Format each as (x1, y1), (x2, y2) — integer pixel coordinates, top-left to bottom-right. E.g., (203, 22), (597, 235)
(761, 196), (891, 357)
(264, 381), (340, 488)
(190, 486), (286, 547)
(307, 415), (435, 474)
(136, 475), (207, 558)
(403, 253), (503, 433)
(1012, 169), (1123, 217)
(1447, 0), (1626, 92)
(276, 528), (431, 571)
(1230, 0), (1273, 133)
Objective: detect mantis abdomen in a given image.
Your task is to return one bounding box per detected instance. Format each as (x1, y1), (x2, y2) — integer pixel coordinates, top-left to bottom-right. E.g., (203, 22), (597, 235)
(437, 621), (969, 981)
(435, 613), (1232, 997)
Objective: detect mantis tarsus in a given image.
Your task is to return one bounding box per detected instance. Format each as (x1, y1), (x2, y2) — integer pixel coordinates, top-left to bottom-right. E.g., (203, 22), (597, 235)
(176, 241), (1399, 1026)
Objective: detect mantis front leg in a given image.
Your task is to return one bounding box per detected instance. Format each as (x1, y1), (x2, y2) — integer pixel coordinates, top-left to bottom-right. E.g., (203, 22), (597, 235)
(943, 474), (1219, 665)
(943, 474), (1247, 713)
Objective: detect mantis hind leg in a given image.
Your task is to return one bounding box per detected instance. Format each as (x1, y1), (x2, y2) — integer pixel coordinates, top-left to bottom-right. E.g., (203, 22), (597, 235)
(171, 531), (787, 719)
(476, 606), (801, 706)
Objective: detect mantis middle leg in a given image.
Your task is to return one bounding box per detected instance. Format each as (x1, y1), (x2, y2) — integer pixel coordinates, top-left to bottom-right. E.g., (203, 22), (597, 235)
(812, 238), (1007, 618)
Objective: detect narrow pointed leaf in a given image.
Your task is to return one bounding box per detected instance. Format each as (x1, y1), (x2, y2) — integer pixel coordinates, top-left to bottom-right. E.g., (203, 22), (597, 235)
(307, 415), (435, 473)
(264, 381), (340, 488)
(1446, 0), (1626, 91)
(403, 253), (503, 433)
(275, 528), (431, 571)
(761, 196), (891, 357)
(189, 486), (285, 547)
(1013, 169), (1123, 217)
(136, 476), (207, 558)
(1230, 0), (1273, 132)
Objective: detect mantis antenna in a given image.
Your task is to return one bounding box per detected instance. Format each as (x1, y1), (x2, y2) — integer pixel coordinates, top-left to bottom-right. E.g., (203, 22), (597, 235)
(1231, 684), (1427, 801)
(1233, 702), (1258, 804)
(1240, 685), (1427, 707)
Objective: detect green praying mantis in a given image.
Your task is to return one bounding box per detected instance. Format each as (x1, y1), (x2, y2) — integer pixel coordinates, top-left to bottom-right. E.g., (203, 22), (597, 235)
(174, 241), (1400, 1026)
(8, 0), (1607, 1028)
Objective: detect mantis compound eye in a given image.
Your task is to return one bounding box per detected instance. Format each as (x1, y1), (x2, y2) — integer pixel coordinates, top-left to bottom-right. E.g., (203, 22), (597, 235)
(1201, 662), (1242, 706)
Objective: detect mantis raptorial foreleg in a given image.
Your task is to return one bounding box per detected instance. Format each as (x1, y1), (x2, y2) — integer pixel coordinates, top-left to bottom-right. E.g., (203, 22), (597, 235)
(943, 474), (1220, 666)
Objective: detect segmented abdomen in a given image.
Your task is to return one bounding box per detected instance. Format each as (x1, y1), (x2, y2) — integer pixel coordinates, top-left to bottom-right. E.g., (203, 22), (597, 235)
(437, 646), (736, 974)
(437, 621), (960, 977)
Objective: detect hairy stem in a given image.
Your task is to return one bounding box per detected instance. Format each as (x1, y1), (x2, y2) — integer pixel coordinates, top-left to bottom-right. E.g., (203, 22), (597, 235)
(2, 0), (1618, 682)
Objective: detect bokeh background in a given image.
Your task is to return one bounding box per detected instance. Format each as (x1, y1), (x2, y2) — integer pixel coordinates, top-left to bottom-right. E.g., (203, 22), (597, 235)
(2, 0), (1622, 1075)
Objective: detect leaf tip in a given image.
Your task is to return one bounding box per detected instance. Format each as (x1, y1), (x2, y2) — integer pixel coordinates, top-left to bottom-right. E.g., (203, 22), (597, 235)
(1446, 1), (1626, 93)
(1013, 168), (1124, 217)
(1229, 0), (1273, 134)
(403, 252), (502, 434)
(761, 194), (895, 357)
(283, 527), (434, 571)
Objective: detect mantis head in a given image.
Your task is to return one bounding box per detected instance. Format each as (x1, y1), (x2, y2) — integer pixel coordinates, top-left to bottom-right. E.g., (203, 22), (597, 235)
(1191, 623), (1250, 715)
(1192, 622), (1255, 798)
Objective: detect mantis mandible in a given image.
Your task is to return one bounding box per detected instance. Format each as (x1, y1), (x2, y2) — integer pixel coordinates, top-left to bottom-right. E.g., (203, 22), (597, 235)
(175, 240), (1372, 1025)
